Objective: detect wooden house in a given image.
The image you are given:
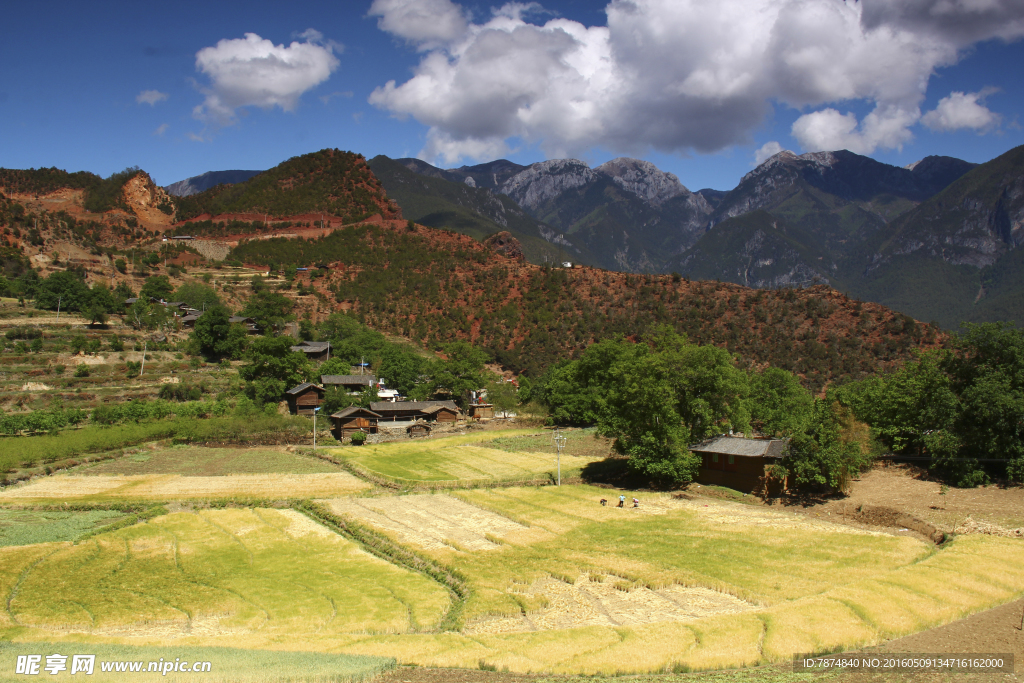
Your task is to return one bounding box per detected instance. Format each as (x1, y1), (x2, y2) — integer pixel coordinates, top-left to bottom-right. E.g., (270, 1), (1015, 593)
(370, 400), (459, 422)
(468, 403), (494, 419)
(181, 311), (204, 329)
(407, 420), (432, 438)
(290, 341), (332, 362)
(689, 436), (789, 495)
(330, 406), (381, 439)
(285, 382), (324, 415)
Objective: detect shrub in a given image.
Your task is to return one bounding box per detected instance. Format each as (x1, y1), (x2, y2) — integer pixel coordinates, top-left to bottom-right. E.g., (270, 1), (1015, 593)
(350, 430), (367, 446)
(74, 364), (90, 378)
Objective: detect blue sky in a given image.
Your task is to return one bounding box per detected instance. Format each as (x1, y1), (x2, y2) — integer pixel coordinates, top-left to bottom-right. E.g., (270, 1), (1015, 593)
(1, 0), (1022, 192)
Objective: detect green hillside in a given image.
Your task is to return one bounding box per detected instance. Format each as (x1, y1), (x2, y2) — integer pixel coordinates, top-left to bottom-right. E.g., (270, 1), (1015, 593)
(173, 149), (397, 223)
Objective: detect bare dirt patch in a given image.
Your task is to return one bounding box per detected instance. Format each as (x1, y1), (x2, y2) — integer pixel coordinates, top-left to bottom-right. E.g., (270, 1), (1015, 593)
(465, 575), (755, 634)
(325, 494), (529, 550)
(773, 464), (1024, 535)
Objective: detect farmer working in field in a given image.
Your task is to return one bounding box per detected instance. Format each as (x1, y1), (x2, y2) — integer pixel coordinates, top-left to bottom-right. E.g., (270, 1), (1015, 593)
(618, 494), (625, 508)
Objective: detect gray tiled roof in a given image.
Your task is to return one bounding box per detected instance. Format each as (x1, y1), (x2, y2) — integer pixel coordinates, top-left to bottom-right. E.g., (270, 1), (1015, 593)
(688, 436), (789, 458)
(293, 341), (331, 351)
(322, 375), (375, 386)
(285, 382), (323, 395)
(330, 406), (382, 419)
(370, 400), (458, 412)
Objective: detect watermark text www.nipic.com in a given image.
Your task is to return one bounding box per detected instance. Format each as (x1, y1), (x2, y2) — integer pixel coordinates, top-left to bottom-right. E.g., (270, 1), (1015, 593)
(15, 654), (213, 676)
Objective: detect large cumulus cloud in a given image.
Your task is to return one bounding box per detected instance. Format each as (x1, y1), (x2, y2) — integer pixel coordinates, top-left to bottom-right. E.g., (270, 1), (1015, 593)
(368, 0), (1024, 163)
(194, 31), (339, 126)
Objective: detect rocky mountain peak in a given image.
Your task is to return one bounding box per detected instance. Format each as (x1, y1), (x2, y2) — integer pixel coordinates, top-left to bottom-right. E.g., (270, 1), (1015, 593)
(499, 159), (596, 210)
(595, 157), (690, 206)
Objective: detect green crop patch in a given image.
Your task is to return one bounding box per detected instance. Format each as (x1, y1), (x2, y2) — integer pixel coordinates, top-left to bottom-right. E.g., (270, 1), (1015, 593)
(0, 509), (126, 547)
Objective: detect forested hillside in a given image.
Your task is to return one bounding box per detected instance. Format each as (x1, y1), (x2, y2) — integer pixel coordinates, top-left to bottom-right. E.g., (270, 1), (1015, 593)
(229, 221), (941, 388)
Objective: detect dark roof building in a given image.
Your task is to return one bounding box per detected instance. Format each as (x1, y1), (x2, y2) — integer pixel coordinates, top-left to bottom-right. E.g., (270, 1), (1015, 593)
(330, 406), (381, 439)
(690, 436), (789, 495)
(370, 400), (459, 421)
(290, 341), (331, 362)
(285, 382), (325, 415)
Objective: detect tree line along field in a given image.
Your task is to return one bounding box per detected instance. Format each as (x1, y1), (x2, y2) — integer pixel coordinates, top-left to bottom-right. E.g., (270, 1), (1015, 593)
(0, 434), (1022, 675)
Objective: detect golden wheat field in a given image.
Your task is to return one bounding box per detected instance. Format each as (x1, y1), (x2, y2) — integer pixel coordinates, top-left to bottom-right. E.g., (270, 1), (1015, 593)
(2, 477), (1022, 674)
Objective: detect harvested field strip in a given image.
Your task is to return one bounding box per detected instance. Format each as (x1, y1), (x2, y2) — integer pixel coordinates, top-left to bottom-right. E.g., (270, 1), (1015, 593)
(0, 641), (395, 683)
(324, 495), (530, 551)
(0, 509), (450, 638)
(0, 472), (370, 503)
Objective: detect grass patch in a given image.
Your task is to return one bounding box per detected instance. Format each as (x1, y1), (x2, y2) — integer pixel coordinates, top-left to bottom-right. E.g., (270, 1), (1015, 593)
(339, 430), (606, 485)
(83, 446), (344, 476)
(0, 509), (126, 547)
(0, 641), (395, 682)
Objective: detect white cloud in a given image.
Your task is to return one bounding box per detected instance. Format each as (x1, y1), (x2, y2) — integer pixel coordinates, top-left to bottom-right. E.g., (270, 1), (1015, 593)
(368, 0), (1024, 164)
(369, 0), (469, 49)
(153, 123), (170, 136)
(754, 141), (785, 165)
(136, 90), (168, 106)
(792, 104), (920, 154)
(193, 31), (339, 125)
(922, 89), (1001, 132)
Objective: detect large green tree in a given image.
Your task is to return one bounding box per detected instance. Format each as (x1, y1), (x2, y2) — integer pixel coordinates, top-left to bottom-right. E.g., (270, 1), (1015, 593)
(427, 340), (491, 407)
(241, 289), (294, 332)
(605, 330), (750, 485)
(174, 281), (222, 311)
(189, 305), (248, 360)
(239, 336), (313, 405)
(139, 275), (174, 301)
(749, 367), (813, 437)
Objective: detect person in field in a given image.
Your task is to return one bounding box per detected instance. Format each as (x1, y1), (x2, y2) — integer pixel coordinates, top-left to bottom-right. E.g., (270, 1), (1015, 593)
(633, 497), (639, 508)
(600, 498), (608, 506)
(618, 495), (625, 508)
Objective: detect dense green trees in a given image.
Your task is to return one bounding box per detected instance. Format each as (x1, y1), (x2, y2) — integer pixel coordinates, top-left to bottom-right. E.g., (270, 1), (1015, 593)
(833, 323), (1024, 485)
(538, 329), (877, 490)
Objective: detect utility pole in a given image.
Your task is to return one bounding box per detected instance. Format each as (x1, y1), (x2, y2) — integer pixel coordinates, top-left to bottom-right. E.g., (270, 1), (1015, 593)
(313, 406), (320, 452)
(553, 428), (566, 486)
(140, 341), (147, 376)
(55, 296), (61, 322)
